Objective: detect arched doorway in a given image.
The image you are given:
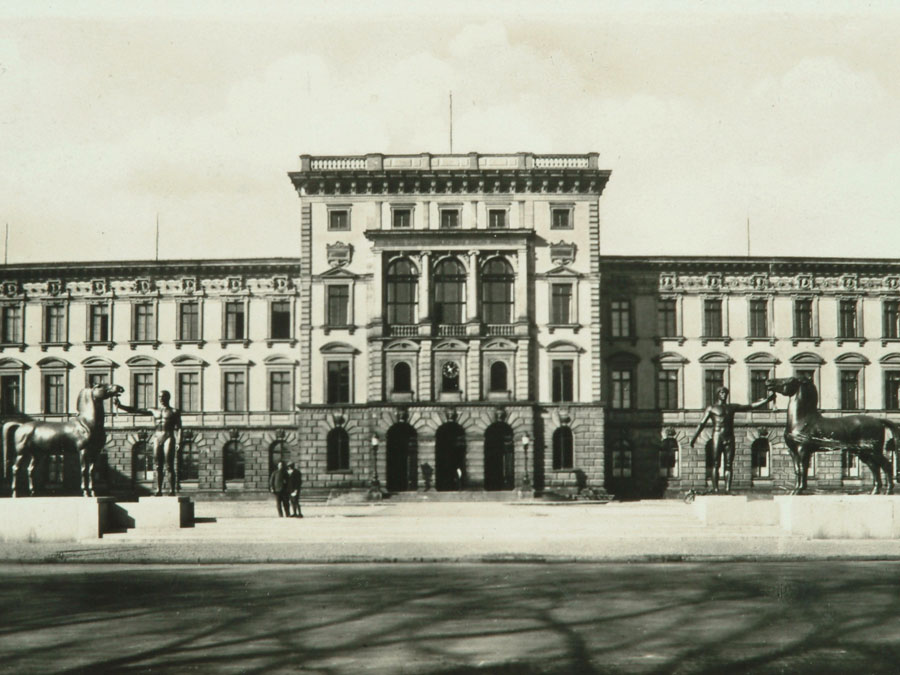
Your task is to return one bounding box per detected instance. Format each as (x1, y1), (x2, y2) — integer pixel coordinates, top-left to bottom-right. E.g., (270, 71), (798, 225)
(435, 422), (466, 491)
(386, 423), (418, 492)
(484, 422), (515, 490)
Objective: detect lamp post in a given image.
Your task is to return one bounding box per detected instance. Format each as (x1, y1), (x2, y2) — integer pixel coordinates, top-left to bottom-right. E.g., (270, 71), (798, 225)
(370, 434), (381, 487)
(521, 432), (532, 492)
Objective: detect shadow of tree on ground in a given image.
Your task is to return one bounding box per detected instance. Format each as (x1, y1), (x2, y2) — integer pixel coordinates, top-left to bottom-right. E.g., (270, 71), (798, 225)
(0, 562), (899, 673)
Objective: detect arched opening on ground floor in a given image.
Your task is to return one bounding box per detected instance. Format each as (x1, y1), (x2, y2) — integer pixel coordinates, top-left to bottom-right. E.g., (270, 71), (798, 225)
(484, 422), (514, 490)
(386, 423), (418, 492)
(435, 422), (466, 491)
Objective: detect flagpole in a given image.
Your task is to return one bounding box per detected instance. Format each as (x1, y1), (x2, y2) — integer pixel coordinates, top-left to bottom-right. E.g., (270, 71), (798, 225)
(155, 213), (160, 261)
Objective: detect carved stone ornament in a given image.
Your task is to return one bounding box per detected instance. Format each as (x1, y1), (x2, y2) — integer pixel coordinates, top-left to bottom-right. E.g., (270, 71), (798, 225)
(47, 279), (62, 296)
(751, 274), (767, 290)
(135, 278), (152, 294)
(797, 274), (813, 290)
(664, 427), (677, 438)
(397, 407), (409, 424)
(91, 279), (107, 295)
(227, 277), (243, 293)
(706, 274), (722, 289)
(2, 281), (18, 297)
(840, 274), (858, 290)
(326, 242), (353, 268)
(549, 242), (577, 267)
(333, 414), (345, 428)
(182, 277), (197, 294)
(273, 276), (289, 292)
(494, 407), (508, 423)
(659, 274), (676, 290)
(886, 276), (900, 290)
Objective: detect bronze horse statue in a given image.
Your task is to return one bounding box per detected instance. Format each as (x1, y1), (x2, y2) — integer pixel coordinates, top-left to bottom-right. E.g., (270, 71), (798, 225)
(767, 376), (897, 495)
(6, 383), (124, 497)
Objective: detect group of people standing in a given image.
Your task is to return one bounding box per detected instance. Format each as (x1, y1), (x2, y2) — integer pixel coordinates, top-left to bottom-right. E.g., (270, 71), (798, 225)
(269, 461), (303, 517)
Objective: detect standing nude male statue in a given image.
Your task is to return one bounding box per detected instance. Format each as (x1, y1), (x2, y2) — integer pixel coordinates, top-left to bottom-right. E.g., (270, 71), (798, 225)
(690, 386), (775, 493)
(116, 390), (183, 496)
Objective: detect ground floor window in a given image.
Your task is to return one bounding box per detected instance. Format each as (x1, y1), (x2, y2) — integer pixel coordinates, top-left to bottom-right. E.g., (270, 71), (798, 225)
(327, 428), (350, 471)
(552, 427), (574, 470)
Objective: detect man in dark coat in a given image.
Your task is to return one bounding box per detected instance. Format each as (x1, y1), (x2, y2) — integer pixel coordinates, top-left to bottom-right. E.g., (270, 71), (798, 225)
(269, 460), (290, 517)
(287, 462), (303, 518)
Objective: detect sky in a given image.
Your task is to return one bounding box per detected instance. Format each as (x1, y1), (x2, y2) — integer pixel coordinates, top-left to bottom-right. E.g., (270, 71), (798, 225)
(2, 0), (900, 263)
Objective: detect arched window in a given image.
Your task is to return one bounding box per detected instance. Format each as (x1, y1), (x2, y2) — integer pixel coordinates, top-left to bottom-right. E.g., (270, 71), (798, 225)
(751, 438), (770, 478)
(133, 441), (154, 481)
(180, 441), (199, 481)
(224, 441), (245, 481)
(433, 258), (466, 324)
(659, 437), (679, 478)
(553, 427), (574, 470)
(481, 258), (514, 324)
(489, 361), (508, 392)
(393, 362), (412, 393)
(327, 428), (350, 471)
(269, 440), (288, 474)
(386, 258), (418, 325)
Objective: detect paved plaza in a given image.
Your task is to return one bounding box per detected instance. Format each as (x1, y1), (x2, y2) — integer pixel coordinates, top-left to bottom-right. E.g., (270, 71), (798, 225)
(4, 498), (900, 563)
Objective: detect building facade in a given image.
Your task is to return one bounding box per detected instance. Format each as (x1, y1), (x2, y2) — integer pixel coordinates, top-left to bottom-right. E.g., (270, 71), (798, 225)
(288, 153), (611, 497)
(601, 257), (900, 498)
(4, 151), (900, 500)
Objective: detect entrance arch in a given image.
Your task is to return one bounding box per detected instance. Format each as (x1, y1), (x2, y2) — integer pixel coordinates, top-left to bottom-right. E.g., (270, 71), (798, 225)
(435, 422), (466, 491)
(484, 422), (515, 490)
(386, 423), (418, 492)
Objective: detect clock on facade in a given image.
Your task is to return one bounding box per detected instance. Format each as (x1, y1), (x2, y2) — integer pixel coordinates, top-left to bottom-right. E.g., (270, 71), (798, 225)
(442, 361), (459, 379)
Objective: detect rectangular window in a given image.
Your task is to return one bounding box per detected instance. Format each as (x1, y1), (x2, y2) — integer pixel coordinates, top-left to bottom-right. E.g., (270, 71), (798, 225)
(178, 301), (200, 341)
(326, 361), (351, 404)
(610, 300), (631, 338)
(884, 300), (900, 339)
(1, 305), (21, 343)
(132, 302), (155, 341)
(225, 301), (245, 340)
(488, 209), (507, 229)
(752, 440), (770, 478)
(269, 371), (292, 412)
(703, 299), (723, 337)
(270, 300), (291, 339)
(89, 304), (110, 342)
(133, 372), (154, 410)
(224, 371), (246, 411)
(794, 298), (813, 338)
(704, 369), (725, 406)
(551, 208), (572, 229)
(840, 370), (860, 410)
(657, 370), (678, 409)
(87, 372), (114, 414)
(44, 304), (65, 343)
(749, 299), (768, 338)
(326, 285), (350, 327)
(839, 299), (858, 338)
(440, 209), (460, 229)
(611, 369), (633, 409)
(43, 373), (65, 414)
(1, 374), (20, 415)
(328, 209), (349, 231)
(177, 372), (200, 412)
(552, 360), (574, 402)
(658, 299), (677, 337)
(750, 369), (771, 407)
(392, 208), (412, 229)
(551, 284), (573, 324)
(886, 371), (900, 410)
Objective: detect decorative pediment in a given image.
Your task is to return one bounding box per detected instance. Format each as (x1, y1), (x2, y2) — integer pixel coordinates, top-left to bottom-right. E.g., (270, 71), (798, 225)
(263, 354), (298, 366)
(544, 264), (580, 278)
(319, 266), (358, 279)
(0, 357), (28, 370)
(744, 351), (780, 365)
(483, 338), (517, 351)
(125, 355), (163, 368)
(172, 354), (208, 367)
(653, 351), (688, 365)
(698, 351), (735, 365)
(834, 352), (869, 366)
(546, 340), (584, 353)
(217, 354), (254, 366)
(319, 342), (359, 355)
(384, 340), (420, 352)
(549, 241), (577, 266)
(327, 242), (353, 268)
(880, 353), (900, 365)
(81, 356), (118, 368)
(433, 339), (468, 352)
(790, 352), (825, 365)
(37, 357), (73, 369)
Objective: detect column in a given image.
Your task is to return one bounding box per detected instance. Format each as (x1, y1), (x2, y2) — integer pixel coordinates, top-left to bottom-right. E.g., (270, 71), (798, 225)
(466, 249), (480, 336)
(369, 249), (384, 338)
(418, 251), (431, 337)
(515, 246), (529, 326)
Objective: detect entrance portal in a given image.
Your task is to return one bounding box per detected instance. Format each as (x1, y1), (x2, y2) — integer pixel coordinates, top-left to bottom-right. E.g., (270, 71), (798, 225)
(435, 422), (466, 491)
(386, 423), (418, 492)
(484, 422), (515, 490)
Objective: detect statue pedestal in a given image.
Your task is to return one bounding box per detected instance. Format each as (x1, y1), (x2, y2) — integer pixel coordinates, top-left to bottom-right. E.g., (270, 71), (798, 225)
(775, 495), (900, 539)
(693, 495), (780, 526)
(112, 496), (194, 531)
(0, 497), (115, 541)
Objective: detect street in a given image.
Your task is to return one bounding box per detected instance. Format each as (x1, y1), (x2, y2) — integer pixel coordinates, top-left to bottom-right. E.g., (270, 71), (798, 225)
(2, 561), (899, 674)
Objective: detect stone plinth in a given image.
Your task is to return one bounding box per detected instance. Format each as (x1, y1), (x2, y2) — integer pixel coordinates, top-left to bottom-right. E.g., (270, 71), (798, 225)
(114, 496), (194, 530)
(0, 497), (114, 541)
(775, 495), (900, 539)
(693, 495), (780, 526)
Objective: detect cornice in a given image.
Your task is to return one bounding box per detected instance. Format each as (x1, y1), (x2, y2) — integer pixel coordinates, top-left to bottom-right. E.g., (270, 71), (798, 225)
(364, 229), (535, 248)
(0, 258), (301, 282)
